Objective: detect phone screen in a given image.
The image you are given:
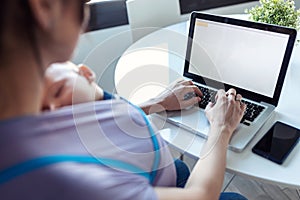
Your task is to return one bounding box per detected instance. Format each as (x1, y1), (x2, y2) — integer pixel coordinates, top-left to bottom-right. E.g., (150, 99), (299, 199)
(252, 121), (300, 164)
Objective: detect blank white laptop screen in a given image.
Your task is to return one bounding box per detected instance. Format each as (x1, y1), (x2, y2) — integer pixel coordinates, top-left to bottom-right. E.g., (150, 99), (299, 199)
(189, 19), (290, 98)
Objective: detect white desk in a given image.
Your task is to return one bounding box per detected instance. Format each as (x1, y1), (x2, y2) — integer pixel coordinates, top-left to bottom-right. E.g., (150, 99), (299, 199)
(115, 17), (300, 188)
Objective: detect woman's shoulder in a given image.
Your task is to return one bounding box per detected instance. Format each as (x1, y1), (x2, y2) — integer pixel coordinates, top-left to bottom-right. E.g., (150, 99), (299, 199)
(0, 99), (144, 143)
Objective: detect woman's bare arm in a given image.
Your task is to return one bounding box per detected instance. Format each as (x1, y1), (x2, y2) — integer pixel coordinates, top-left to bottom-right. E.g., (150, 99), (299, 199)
(155, 89), (246, 200)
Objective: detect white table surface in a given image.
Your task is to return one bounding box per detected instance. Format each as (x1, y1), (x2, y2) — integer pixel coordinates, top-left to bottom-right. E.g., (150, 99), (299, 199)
(115, 15), (300, 188)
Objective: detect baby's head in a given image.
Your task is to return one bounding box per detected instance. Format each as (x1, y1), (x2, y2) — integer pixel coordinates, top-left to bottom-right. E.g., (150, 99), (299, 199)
(42, 62), (103, 111)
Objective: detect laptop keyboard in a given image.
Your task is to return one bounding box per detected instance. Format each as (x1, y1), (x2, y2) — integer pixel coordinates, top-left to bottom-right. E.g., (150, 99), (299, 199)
(196, 85), (265, 126)
(198, 86), (217, 108)
(240, 100), (265, 125)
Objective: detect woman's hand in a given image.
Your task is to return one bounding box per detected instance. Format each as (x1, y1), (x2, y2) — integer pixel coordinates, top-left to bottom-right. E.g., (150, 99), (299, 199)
(205, 88), (246, 137)
(157, 79), (203, 111)
(139, 79), (202, 114)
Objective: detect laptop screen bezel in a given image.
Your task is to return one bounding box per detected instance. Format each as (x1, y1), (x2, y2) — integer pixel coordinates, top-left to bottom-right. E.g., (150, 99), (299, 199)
(184, 12), (297, 106)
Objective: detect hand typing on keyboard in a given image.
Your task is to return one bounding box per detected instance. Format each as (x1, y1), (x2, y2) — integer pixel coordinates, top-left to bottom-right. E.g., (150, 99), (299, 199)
(196, 85), (264, 126)
(139, 79), (203, 114)
(157, 79), (203, 111)
(205, 89), (247, 135)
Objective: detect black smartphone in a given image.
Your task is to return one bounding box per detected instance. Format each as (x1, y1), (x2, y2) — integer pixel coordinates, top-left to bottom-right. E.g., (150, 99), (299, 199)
(252, 121), (300, 165)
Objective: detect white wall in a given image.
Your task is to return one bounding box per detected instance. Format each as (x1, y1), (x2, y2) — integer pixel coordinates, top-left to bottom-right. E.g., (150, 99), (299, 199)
(296, 0), (300, 9)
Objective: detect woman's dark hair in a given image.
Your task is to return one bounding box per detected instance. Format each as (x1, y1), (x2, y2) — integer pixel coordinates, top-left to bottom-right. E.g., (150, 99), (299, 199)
(0, 0), (42, 68)
(0, 1), (7, 56)
(0, 0), (89, 71)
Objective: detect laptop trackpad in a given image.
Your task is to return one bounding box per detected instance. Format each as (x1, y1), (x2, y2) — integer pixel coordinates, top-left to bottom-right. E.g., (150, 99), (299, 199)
(167, 107), (210, 138)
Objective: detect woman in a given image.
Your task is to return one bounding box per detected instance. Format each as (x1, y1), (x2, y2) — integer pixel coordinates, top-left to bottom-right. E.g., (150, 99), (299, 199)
(0, 0), (247, 199)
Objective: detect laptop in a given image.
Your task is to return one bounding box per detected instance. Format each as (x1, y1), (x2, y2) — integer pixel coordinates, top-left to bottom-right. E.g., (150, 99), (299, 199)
(160, 12), (297, 152)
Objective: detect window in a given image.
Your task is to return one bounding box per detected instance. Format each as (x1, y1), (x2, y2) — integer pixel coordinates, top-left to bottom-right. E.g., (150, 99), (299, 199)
(87, 0), (128, 31)
(180, 0), (258, 14)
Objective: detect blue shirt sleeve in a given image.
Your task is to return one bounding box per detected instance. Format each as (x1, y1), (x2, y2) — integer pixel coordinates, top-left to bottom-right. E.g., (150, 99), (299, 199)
(103, 91), (115, 100)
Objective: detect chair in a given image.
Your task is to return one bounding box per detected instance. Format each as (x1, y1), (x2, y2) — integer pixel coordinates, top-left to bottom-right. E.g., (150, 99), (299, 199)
(126, 0), (182, 42)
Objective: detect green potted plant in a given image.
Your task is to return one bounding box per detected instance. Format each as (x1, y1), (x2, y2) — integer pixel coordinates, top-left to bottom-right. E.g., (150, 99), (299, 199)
(246, 0), (300, 43)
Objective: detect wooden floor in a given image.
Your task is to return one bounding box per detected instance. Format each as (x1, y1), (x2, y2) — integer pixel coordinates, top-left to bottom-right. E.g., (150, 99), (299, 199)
(175, 151), (300, 200)
(223, 173), (300, 200)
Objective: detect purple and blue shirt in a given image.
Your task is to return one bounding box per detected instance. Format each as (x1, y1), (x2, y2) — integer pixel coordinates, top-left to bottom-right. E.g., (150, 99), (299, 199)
(0, 98), (176, 200)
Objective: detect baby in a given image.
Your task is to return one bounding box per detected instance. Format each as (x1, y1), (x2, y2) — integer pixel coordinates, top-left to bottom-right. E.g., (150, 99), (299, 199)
(42, 62), (105, 111)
